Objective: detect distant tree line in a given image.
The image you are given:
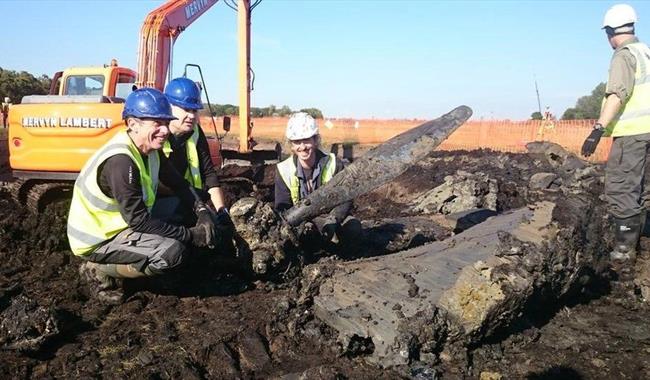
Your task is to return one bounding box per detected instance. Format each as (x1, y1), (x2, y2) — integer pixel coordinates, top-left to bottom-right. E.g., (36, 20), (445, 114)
(530, 82), (606, 121)
(200, 104), (323, 119)
(561, 83), (605, 120)
(0, 68), (52, 103)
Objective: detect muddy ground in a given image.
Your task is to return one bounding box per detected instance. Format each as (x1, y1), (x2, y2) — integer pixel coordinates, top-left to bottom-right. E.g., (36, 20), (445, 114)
(1, 148), (650, 379)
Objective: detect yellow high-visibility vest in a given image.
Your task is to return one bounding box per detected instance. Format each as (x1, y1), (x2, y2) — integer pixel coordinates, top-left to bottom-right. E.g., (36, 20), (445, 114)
(163, 124), (202, 189)
(276, 151), (337, 205)
(607, 42), (650, 137)
(67, 131), (159, 256)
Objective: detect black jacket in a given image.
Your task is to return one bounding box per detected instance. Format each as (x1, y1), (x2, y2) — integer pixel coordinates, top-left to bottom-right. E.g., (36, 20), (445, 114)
(98, 151), (194, 243)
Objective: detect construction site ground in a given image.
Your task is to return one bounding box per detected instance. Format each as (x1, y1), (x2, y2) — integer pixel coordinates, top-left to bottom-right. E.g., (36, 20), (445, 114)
(1, 146), (650, 379)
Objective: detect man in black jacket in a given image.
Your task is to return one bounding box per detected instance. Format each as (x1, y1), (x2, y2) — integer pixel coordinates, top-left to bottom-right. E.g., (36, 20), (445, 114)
(68, 88), (216, 304)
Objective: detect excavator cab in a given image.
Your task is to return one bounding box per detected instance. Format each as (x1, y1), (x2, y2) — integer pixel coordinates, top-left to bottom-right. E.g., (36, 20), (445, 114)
(64, 76), (98, 96)
(45, 65), (136, 98)
(115, 73), (137, 100)
(9, 64), (136, 178)
(49, 62), (135, 98)
(7, 63), (137, 212)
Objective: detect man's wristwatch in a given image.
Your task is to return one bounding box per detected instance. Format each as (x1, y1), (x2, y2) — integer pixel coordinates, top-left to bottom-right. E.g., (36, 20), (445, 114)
(593, 123), (605, 131)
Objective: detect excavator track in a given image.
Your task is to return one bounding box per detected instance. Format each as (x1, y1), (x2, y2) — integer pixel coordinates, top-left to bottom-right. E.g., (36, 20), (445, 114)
(2, 179), (28, 205)
(6, 180), (74, 214)
(26, 181), (73, 214)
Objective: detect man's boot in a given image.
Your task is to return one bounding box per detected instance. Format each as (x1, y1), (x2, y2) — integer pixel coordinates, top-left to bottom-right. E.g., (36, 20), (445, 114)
(78, 262), (124, 305)
(610, 215), (641, 262)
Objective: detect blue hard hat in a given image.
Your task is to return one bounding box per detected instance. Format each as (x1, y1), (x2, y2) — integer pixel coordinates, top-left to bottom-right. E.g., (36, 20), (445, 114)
(164, 77), (204, 110)
(122, 87), (177, 120)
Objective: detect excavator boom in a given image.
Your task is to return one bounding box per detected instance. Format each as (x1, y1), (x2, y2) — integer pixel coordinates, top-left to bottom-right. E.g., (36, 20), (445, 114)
(136, 0), (220, 90)
(137, 0), (259, 155)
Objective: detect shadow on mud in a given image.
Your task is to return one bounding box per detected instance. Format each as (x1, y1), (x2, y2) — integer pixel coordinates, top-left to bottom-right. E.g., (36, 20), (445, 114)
(352, 223), (411, 259)
(122, 257), (254, 299)
(527, 365), (584, 379)
(473, 268), (613, 351)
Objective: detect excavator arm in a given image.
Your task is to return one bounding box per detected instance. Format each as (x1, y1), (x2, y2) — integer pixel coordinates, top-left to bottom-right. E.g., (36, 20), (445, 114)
(136, 0), (220, 90)
(136, 0), (255, 154)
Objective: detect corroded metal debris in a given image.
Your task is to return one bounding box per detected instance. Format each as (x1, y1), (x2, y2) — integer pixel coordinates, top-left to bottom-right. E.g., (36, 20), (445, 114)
(229, 197), (297, 275)
(302, 195), (608, 367)
(284, 106), (473, 226)
(287, 143), (611, 368)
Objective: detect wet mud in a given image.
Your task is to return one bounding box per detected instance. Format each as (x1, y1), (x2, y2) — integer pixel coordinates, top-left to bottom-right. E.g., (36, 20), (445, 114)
(1, 147), (650, 379)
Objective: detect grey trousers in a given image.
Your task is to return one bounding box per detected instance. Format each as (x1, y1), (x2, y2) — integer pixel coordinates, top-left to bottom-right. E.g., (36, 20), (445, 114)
(83, 228), (189, 275)
(605, 133), (650, 219)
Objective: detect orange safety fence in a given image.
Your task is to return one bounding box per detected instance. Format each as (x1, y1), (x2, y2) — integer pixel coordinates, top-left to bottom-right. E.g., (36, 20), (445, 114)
(201, 117), (612, 163)
(0, 118), (611, 176)
(440, 119), (611, 163)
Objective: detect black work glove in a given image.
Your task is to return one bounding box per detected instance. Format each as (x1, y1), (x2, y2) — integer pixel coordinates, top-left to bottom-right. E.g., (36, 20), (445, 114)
(192, 202), (217, 248)
(189, 224), (213, 248)
(581, 125), (605, 157)
(213, 208), (236, 251)
(214, 208), (234, 230)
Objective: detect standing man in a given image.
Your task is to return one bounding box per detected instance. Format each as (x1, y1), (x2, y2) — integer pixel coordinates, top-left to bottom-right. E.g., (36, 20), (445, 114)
(275, 112), (361, 253)
(159, 77), (228, 220)
(67, 88), (216, 304)
(1, 97), (11, 128)
(581, 4), (650, 262)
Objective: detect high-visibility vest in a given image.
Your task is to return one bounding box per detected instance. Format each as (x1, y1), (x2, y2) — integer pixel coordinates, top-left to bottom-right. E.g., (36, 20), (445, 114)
(276, 150), (337, 205)
(162, 124), (202, 189)
(67, 131), (159, 256)
(607, 42), (650, 137)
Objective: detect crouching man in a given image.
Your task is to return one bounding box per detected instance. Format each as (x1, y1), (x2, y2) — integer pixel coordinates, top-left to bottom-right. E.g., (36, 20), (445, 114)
(152, 77), (229, 223)
(67, 88), (216, 304)
(274, 112), (362, 255)
(157, 77), (239, 270)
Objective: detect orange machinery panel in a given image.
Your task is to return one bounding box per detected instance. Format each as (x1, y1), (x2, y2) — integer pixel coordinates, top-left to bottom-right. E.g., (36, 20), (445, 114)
(9, 103), (126, 172)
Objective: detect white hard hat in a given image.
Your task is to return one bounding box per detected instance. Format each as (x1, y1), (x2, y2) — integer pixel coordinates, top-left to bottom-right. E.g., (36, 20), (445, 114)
(603, 4), (637, 29)
(3, 97), (9, 103)
(286, 112), (319, 140)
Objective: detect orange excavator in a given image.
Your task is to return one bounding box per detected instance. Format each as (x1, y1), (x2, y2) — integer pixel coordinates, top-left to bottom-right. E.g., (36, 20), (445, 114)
(7, 0), (278, 212)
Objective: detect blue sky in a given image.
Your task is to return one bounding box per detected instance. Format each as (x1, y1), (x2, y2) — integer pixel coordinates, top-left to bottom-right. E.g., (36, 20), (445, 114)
(2, 0), (649, 120)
